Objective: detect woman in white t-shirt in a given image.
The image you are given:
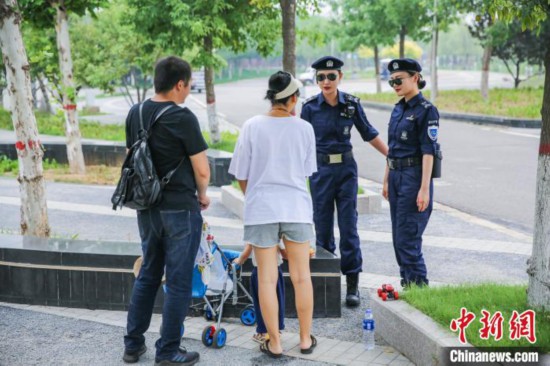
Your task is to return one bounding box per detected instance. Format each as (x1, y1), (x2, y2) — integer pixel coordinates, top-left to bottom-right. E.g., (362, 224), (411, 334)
(228, 71), (318, 358)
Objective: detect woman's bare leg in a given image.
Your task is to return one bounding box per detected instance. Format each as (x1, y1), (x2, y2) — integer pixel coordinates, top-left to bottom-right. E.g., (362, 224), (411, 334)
(253, 245), (283, 353)
(284, 238), (313, 349)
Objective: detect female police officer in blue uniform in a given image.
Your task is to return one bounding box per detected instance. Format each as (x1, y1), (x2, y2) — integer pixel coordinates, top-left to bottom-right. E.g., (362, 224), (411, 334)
(301, 56), (388, 307)
(382, 58), (440, 288)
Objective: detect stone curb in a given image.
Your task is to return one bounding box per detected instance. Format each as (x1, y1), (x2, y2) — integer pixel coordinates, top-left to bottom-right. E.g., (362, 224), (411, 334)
(220, 184), (381, 220)
(371, 292), (466, 366)
(361, 101), (542, 129)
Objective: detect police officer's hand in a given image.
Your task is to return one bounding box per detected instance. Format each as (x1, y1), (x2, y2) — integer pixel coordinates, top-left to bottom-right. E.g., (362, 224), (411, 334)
(198, 194), (210, 211)
(417, 186), (430, 212)
(382, 179), (389, 201)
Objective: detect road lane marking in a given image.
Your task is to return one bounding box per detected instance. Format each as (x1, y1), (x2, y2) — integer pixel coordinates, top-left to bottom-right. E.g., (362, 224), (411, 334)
(358, 177), (532, 243)
(0, 195), (531, 255)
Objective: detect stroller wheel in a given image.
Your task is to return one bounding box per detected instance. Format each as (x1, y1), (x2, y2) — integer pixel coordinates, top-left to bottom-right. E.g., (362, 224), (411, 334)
(240, 305), (256, 326)
(212, 328), (227, 349)
(203, 305), (214, 321)
(202, 325), (216, 347)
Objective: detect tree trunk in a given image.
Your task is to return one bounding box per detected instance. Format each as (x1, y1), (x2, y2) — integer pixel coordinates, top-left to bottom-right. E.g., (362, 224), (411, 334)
(31, 79), (38, 108)
(280, 0), (296, 76)
(0, 0), (50, 237)
(37, 74), (51, 113)
(399, 25), (406, 58)
(204, 35), (220, 144)
(527, 47), (550, 311)
(514, 62), (520, 89)
(480, 45), (492, 100)
(54, 1), (85, 174)
(374, 45), (381, 94)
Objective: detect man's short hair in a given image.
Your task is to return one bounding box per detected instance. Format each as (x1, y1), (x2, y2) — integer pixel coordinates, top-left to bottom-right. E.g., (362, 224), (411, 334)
(154, 56), (192, 94)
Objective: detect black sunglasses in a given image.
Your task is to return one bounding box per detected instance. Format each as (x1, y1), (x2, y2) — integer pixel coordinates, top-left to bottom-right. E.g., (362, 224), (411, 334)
(316, 73), (338, 82)
(388, 76), (413, 87)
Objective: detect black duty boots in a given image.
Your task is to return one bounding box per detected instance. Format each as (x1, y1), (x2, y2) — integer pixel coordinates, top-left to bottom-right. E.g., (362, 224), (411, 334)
(345, 273), (360, 307)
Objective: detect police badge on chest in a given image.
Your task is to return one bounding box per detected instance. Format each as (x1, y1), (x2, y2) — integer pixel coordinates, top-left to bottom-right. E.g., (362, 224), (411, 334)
(341, 103), (356, 118)
(400, 130), (409, 141)
(343, 126), (350, 135)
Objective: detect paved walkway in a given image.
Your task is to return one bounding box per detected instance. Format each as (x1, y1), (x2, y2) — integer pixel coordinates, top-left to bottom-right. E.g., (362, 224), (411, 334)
(0, 174), (533, 365)
(0, 301), (411, 366)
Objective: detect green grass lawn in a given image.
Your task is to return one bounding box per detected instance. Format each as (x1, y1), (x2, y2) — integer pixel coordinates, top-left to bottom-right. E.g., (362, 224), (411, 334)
(0, 108), (239, 152)
(0, 156), (121, 185)
(202, 130), (238, 153)
(357, 87), (543, 119)
(401, 284), (550, 352)
(0, 108), (125, 141)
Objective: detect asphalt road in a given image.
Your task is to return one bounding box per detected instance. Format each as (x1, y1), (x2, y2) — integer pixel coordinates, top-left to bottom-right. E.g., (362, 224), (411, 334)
(90, 70), (538, 233)
(207, 72), (539, 234)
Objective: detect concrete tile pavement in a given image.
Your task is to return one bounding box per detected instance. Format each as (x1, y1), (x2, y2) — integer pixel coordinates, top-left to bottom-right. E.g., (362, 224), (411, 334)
(0, 301), (405, 365)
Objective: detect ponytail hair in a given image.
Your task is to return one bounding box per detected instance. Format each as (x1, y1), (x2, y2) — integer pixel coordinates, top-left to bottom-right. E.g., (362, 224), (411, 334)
(417, 73), (426, 90)
(265, 71), (301, 105)
(406, 71), (426, 90)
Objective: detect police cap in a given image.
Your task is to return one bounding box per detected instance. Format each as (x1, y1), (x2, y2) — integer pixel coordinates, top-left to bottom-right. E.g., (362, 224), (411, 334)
(388, 58), (422, 74)
(311, 56), (344, 70)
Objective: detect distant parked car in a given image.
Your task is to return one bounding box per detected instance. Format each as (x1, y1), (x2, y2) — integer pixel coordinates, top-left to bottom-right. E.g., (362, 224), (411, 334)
(298, 67), (316, 85)
(192, 69), (205, 93)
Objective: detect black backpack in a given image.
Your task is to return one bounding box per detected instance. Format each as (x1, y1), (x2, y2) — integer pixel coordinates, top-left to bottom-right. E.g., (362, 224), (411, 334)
(111, 103), (184, 210)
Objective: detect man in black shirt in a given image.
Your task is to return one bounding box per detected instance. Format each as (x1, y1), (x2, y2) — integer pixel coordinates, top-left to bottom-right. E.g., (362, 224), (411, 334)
(123, 56), (210, 366)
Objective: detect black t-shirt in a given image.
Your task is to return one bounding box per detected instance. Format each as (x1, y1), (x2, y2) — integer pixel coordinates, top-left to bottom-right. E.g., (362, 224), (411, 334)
(125, 99), (208, 211)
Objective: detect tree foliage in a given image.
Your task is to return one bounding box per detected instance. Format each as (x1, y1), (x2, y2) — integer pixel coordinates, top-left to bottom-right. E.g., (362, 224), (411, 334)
(381, 41), (424, 59)
(490, 18), (550, 87)
(339, 0), (396, 51)
(19, 0), (105, 27)
(128, 0), (279, 69)
(70, 2), (169, 104)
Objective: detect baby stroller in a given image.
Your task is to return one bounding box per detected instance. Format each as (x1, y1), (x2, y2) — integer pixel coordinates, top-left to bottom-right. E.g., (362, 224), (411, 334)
(163, 222), (256, 349)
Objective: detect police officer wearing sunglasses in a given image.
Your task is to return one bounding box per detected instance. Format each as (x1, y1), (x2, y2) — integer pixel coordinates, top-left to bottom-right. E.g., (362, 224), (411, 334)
(301, 56), (388, 307)
(382, 58), (441, 288)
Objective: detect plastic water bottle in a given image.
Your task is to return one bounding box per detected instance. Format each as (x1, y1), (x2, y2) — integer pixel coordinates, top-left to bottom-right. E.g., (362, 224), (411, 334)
(363, 308), (375, 350)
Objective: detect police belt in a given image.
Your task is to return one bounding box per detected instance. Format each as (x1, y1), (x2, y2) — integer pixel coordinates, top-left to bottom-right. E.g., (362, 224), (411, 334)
(387, 156), (422, 170)
(317, 151), (354, 164)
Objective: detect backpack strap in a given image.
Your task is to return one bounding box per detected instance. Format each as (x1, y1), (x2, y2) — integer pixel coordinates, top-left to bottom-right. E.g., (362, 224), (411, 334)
(138, 102), (173, 139)
(137, 101), (186, 189)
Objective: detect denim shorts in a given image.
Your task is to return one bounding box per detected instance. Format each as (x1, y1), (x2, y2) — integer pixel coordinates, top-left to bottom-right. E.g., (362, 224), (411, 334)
(244, 223), (315, 248)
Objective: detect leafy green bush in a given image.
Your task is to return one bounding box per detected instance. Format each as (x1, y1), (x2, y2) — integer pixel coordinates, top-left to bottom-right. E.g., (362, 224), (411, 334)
(0, 155), (59, 175)
(0, 155), (18, 174)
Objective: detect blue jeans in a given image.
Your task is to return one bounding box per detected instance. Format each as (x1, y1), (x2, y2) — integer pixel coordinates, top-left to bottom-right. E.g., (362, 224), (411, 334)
(124, 209), (203, 361)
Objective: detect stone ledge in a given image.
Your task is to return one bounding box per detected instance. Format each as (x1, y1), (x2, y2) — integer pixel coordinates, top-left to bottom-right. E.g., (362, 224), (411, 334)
(0, 141), (233, 187)
(371, 292), (466, 366)
(0, 233), (341, 318)
(221, 184), (381, 220)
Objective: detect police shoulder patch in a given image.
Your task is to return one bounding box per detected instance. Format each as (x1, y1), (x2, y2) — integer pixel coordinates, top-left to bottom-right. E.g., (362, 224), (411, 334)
(420, 101), (432, 109)
(344, 93), (360, 104)
(428, 125), (438, 141)
(428, 119), (438, 126)
(303, 95), (317, 105)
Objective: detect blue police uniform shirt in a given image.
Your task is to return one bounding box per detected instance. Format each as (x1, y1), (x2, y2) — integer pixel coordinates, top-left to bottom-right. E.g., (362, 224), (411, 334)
(301, 91), (379, 154)
(388, 92), (439, 159)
